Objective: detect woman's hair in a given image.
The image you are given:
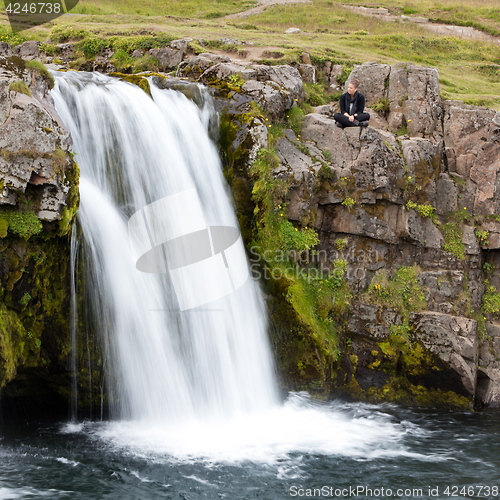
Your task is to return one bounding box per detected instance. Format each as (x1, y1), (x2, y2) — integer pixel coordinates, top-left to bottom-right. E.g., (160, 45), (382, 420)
(350, 78), (360, 89)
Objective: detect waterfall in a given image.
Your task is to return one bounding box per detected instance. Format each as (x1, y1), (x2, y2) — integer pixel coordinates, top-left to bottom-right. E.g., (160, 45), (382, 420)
(52, 72), (415, 465)
(52, 72), (279, 422)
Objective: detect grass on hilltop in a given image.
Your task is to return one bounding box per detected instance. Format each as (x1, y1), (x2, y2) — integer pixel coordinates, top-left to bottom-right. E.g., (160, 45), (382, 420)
(67, 0), (257, 18)
(0, 0), (499, 109)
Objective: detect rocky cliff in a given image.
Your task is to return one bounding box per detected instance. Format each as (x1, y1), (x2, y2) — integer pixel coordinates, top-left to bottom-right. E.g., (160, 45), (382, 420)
(0, 52), (81, 410)
(190, 53), (500, 409)
(2, 38), (500, 411)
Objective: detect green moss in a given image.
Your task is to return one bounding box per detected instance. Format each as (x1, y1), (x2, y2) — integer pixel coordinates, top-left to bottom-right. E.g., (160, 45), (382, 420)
(58, 160), (80, 236)
(8, 80), (32, 97)
(109, 72), (152, 97)
(0, 218), (8, 238)
(372, 380), (472, 409)
(0, 208), (43, 240)
(0, 303), (28, 387)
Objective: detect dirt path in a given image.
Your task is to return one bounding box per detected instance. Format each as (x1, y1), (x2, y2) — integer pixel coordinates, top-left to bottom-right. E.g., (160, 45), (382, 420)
(343, 4), (500, 46)
(225, 0), (312, 20)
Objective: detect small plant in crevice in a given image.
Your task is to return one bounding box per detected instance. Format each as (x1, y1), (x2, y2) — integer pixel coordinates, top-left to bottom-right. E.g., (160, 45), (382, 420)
(228, 73), (245, 89)
(372, 96), (389, 114)
(341, 197), (355, 208)
(335, 238), (347, 250)
(475, 229), (489, 244)
(318, 163), (335, 180)
(482, 280), (500, 316)
(416, 203), (437, 222)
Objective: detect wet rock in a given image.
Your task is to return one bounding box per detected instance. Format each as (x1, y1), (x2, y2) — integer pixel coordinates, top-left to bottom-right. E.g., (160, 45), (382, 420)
(93, 57), (116, 74)
(246, 118), (268, 166)
(411, 312), (477, 397)
(477, 322), (500, 407)
(176, 55), (218, 79)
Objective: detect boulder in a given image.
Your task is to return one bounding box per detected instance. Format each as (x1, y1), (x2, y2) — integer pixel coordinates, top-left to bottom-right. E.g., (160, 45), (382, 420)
(149, 47), (184, 70)
(274, 136), (320, 185)
(285, 27), (301, 34)
(176, 55), (219, 79)
(131, 49), (144, 58)
(387, 64), (442, 137)
(346, 62), (390, 106)
(240, 79), (294, 119)
(18, 41), (40, 60)
(297, 63), (315, 83)
(55, 43), (74, 58)
(170, 38), (191, 51)
(301, 52), (311, 65)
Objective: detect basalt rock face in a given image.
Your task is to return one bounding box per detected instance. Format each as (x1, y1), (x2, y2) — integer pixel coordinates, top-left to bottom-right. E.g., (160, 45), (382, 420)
(262, 72), (499, 408)
(192, 52), (500, 408)
(0, 56), (81, 408)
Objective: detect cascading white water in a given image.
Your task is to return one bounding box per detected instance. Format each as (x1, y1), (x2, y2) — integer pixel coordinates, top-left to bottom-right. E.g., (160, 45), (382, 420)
(52, 71), (420, 464)
(52, 72), (279, 422)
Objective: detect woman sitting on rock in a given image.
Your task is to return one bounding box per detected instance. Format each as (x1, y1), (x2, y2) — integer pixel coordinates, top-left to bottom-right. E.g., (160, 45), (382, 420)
(333, 78), (370, 128)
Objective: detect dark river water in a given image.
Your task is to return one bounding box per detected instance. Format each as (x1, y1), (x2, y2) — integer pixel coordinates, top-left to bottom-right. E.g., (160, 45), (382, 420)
(1, 395), (499, 500)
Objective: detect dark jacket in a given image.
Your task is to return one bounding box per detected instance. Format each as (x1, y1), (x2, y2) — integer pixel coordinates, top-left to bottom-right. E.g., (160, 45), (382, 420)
(339, 91), (365, 116)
